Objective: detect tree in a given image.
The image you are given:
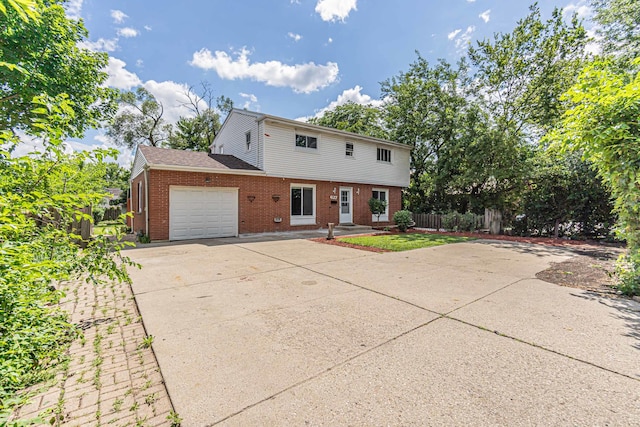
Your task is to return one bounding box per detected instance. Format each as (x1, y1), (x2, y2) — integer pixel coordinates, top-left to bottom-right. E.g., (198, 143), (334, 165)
(0, 0), (117, 137)
(549, 59), (640, 295)
(368, 197), (387, 223)
(308, 101), (388, 139)
(106, 87), (172, 148)
(468, 4), (588, 139)
(166, 82), (232, 152)
(591, 0), (640, 59)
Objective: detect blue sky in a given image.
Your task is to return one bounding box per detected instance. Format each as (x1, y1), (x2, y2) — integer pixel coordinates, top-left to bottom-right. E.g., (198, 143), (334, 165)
(58, 0), (592, 165)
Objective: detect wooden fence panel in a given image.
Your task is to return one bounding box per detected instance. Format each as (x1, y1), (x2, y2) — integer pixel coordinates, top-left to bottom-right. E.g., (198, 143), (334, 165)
(411, 212), (486, 231)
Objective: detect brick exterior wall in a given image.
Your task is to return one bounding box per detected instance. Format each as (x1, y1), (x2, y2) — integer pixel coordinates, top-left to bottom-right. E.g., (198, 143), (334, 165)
(131, 169), (403, 241)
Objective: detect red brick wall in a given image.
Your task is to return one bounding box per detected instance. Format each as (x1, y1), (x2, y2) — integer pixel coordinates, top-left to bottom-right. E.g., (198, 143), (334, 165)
(144, 169), (403, 241)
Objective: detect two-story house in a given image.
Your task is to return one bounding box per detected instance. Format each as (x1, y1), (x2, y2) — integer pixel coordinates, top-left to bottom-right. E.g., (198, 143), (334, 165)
(129, 109), (411, 241)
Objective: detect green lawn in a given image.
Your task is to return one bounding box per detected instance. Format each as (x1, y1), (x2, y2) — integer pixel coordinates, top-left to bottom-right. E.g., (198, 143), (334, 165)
(340, 233), (476, 251)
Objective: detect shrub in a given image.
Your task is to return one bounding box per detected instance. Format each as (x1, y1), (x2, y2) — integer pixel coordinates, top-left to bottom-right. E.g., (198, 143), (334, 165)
(393, 210), (413, 232)
(442, 211), (481, 232)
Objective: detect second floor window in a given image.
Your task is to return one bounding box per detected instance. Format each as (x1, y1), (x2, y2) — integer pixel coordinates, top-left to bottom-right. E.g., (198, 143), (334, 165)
(345, 142), (354, 157)
(377, 147), (391, 163)
(296, 134), (317, 149)
(245, 131), (251, 151)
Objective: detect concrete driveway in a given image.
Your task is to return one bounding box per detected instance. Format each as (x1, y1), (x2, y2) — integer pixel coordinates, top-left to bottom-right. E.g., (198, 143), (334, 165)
(126, 236), (640, 426)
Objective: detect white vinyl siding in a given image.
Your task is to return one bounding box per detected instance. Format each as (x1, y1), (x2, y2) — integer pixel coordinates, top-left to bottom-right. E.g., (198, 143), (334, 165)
(212, 110), (261, 168)
(263, 122), (410, 187)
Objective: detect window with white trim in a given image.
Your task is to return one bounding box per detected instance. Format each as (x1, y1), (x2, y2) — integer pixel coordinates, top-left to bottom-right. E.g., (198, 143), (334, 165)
(137, 181), (143, 213)
(345, 142), (354, 157)
(290, 184), (316, 225)
(377, 147), (391, 163)
(372, 188), (389, 221)
(295, 134), (317, 149)
(245, 131), (251, 151)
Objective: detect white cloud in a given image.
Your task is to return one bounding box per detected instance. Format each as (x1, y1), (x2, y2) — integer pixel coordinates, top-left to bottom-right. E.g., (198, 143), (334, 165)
(328, 37), (333, 43)
(142, 80), (199, 124)
(450, 26), (476, 52)
(78, 37), (118, 52)
(104, 58), (142, 89)
(239, 92), (259, 110)
(479, 9), (491, 23)
(448, 29), (461, 40)
(298, 85), (383, 121)
(117, 27), (139, 38)
(92, 134), (135, 167)
(315, 0), (357, 22)
(111, 9), (128, 24)
(563, 1), (593, 20)
(64, 0), (83, 19)
(144, 25), (152, 31)
(136, 59), (144, 68)
(288, 32), (302, 42)
(189, 47), (339, 93)
(466, 0), (476, 2)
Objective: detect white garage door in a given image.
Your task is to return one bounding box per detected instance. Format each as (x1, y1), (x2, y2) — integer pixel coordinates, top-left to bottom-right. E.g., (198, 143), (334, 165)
(169, 187), (238, 240)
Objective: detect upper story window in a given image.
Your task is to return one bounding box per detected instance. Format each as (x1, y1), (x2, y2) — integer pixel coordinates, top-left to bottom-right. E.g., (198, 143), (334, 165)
(296, 134), (317, 149)
(219, 145), (224, 154)
(245, 131), (251, 151)
(345, 142), (354, 157)
(377, 147), (391, 163)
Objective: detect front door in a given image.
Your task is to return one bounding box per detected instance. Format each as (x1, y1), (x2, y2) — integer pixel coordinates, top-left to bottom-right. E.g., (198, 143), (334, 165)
(339, 187), (353, 224)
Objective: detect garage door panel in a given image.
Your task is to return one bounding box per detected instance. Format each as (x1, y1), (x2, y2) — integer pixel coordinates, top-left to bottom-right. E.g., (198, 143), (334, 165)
(169, 187), (238, 241)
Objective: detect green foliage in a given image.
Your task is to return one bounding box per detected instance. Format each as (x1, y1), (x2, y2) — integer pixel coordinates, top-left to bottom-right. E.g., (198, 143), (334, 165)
(107, 87), (172, 148)
(0, 0), (117, 137)
(393, 210), (413, 232)
(0, 96), (138, 419)
(167, 410), (183, 427)
(441, 212), (482, 232)
(308, 101), (388, 139)
(167, 111), (221, 152)
(591, 0), (640, 60)
(549, 59), (640, 294)
(368, 197), (387, 223)
(340, 233), (475, 252)
(517, 151), (614, 238)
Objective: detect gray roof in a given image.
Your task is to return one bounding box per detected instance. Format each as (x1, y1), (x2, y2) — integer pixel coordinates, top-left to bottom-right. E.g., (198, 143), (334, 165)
(138, 145), (261, 171)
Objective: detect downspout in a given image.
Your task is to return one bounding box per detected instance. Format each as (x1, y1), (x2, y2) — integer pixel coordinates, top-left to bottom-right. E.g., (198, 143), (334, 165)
(144, 165), (150, 238)
(129, 179), (134, 233)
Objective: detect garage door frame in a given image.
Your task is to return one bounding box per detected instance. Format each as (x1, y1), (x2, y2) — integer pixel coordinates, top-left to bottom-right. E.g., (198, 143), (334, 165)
(169, 186), (239, 241)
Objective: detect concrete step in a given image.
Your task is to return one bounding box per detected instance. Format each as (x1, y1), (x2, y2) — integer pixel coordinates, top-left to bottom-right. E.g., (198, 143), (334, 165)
(334, 224), (373, 232)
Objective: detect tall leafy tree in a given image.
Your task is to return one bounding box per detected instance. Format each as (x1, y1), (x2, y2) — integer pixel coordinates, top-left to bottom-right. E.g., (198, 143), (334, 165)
(0, 0), (117, 137)
(468, 4), (588, 139)
(166, 82), (232, 152)
(591, 0), (640, 59)
(308, 101), (388, 139)
(549, 59), (640, 294)
(106, 87), (172, 148)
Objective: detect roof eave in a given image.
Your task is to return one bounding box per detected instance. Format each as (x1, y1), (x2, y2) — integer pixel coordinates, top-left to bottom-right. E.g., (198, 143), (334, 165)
(147, 164), (266, 176)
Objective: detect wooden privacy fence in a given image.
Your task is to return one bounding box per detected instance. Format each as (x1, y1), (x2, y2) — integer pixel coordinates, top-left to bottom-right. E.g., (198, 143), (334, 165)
(411, 212), (486, 231)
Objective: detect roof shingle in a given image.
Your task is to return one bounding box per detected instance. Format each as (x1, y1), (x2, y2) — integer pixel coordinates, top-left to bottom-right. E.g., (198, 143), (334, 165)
(138, 146), (261, 171)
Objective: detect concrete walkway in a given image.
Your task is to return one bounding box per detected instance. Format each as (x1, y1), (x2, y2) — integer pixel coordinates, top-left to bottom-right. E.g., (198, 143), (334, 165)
(126, 237), (640, 426)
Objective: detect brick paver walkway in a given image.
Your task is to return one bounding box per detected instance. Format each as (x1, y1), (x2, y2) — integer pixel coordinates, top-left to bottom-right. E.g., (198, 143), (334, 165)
(10, 275), (176, 426)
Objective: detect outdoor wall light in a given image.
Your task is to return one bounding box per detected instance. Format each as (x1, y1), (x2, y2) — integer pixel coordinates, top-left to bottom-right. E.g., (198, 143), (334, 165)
(272, 194), (280, 202)
(356, 188), (360, 195)
(205, 176), (211, 183)
(247, 195), (256, 202)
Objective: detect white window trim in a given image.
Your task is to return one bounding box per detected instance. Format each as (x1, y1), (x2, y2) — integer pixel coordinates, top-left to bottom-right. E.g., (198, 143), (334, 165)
(295, 133), (319, 151)
(372, 188), (389, 222)
(345, 142), (355, 158)
(377, 147), (392, 164)
(137, 181), (143, 213)
(290, 183), (316, 226)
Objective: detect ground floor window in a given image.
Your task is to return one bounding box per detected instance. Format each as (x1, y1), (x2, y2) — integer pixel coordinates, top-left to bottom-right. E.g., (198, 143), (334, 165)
(372, 188), (389, 221)
(291, 184), (315, 225)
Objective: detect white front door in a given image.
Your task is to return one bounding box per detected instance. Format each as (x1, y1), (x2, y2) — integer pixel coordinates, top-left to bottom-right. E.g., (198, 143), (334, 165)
(339, 187), (353, 224)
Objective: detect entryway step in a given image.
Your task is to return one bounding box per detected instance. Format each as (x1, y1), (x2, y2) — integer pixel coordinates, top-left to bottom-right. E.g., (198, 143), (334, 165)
(335, 224), (372, 232)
